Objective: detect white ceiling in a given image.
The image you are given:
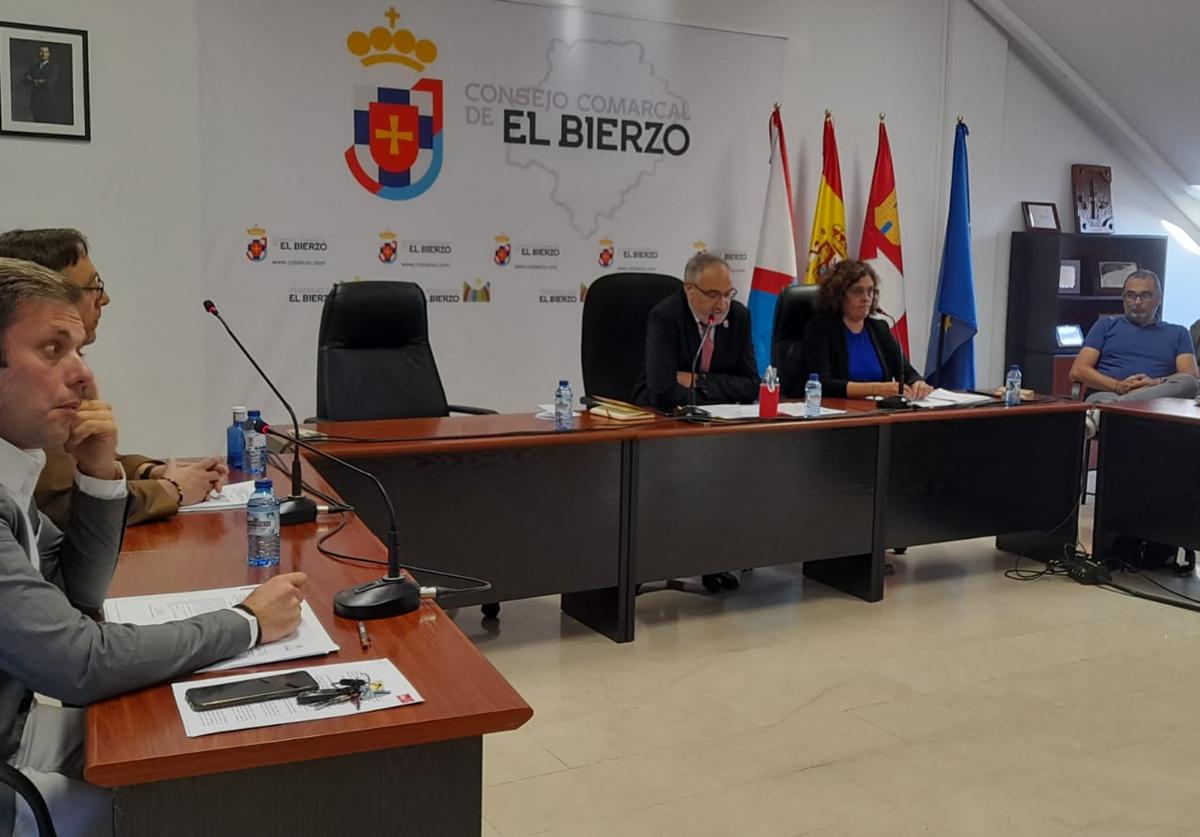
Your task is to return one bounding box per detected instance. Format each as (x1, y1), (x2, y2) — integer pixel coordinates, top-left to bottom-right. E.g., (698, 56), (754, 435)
(1000, 0), (1200, 185)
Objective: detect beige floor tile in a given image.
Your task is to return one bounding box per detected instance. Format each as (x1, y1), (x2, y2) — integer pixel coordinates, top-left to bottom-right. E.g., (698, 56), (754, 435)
(528, 694), (761, 767)
(484, 747), (724, 835)
(484, 729), (568, 787)
(848, 681), (1058, 742)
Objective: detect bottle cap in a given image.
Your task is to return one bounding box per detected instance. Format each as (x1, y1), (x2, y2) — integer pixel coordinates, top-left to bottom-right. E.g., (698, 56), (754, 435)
(559, 379), (569, 387)
(808, 373), (819, 381)
(254, 479), (273, 491)
(233, 406), (248, 421)
(247, 408), (261, 417)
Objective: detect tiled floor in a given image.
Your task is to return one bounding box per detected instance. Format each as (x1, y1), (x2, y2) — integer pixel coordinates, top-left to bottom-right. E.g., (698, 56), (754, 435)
(455, 506), (1200, 836)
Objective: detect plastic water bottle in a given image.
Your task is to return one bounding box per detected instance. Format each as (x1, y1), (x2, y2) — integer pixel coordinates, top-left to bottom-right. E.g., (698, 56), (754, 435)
(554, 380), (575, 431)
(243, 409), (267, 476)
(226, 406), (247, 470)
(246, 479), (280, 567)
(1004, 365), (1022, 407)
(804, 373), (822, 418)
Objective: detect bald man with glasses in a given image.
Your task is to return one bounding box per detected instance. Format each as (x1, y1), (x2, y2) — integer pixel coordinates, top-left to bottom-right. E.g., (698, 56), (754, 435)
(1070, 269), (1198, 436)
(633, 252), (759, 413)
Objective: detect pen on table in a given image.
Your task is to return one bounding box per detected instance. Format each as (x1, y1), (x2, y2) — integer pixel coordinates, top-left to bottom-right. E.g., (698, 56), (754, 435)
(358, 620), (371, 651)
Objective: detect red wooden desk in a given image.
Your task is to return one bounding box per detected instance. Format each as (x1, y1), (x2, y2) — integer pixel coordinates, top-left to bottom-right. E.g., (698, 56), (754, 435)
(85, 465), (531, 836)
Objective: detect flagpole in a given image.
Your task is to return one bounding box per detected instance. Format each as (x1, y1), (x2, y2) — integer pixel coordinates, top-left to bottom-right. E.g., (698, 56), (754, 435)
(936, 314), (948, 386)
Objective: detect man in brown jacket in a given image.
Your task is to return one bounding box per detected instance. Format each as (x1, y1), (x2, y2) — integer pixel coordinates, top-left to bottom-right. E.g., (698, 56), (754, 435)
(0, 228), (226, 527)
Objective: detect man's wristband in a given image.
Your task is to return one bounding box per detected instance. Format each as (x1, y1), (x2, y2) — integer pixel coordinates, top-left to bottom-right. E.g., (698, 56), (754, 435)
(232, 603), (263, 646)
(165, 477), (184, 507)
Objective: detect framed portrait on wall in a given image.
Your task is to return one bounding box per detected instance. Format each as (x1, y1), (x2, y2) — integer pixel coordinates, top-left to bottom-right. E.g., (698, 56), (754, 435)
(0, 21), (90, 140)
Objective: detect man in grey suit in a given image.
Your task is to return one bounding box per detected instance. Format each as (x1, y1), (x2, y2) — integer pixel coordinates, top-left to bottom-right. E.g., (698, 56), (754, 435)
(0, 257), (308, 836)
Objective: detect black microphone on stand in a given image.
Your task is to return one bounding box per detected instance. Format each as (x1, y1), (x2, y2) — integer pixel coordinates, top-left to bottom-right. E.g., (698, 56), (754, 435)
(254, 418), (422, 620)
(203, 299), (319, 525)
(873, 306), (913, 410)
(677, 314), (715, 419)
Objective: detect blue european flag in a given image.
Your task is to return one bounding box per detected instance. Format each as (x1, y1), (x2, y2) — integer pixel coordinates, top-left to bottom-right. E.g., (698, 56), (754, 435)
(924, 120), (977, 389)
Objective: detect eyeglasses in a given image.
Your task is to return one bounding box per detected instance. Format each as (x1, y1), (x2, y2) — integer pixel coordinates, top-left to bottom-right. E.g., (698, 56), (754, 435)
(848, 286), (877, 299)
(688, 285), (737, 301)
(81, 276), (105, 295)
(1122, 291), (1156, 302)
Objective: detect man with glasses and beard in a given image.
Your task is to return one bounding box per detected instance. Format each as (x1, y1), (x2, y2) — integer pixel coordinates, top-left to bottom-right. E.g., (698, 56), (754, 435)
(1070, 269), (1198, 436)
(634, 252), (758, 413)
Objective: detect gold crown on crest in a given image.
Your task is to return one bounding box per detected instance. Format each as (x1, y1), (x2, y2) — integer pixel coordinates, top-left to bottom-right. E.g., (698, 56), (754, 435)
(599, 237), (613, 247)
(347, 7), (438, 71)
(246, 225), (266, 237)
(494, 234), (511, 244)
(693, 240), (708, 251)
(379, 229), (398, 240)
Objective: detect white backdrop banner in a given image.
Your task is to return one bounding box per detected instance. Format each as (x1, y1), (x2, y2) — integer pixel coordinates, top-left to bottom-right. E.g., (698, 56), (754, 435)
(196, 0), (786, 433)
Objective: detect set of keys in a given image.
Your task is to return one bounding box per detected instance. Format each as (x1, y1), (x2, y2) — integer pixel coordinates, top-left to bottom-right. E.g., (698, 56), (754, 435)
(297, 678), (391, 710)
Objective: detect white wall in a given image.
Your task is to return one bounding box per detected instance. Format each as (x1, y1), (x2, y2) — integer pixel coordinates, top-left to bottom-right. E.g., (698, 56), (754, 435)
(4, 0), (1196, 456)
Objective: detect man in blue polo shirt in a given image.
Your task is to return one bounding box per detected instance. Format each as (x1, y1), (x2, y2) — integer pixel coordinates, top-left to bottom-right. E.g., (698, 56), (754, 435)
(1070, 269), (1197, 435)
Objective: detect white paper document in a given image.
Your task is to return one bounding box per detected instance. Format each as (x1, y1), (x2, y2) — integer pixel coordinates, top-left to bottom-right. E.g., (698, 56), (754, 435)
(171, 659), (423, 738)
(178, 479), (258, 513)
(534, 403), (583, 420)
(912, 388), (994, 409)
(103, 585), (339, 672)
(702, 403), (846, 420)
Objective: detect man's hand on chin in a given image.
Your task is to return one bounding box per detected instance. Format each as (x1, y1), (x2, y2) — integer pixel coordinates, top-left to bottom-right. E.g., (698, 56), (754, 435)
(65, 399), (121, 480)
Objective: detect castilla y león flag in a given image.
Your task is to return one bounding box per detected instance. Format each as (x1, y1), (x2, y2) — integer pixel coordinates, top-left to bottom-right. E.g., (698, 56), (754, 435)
(860, 117), (909, 355)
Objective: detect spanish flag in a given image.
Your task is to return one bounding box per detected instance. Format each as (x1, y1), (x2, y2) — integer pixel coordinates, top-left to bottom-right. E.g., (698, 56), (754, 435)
(804, 111), (847, 285)
(860, 116), (909, 355)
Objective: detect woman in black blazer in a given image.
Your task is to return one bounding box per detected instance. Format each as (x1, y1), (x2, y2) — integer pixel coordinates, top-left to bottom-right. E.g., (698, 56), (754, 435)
(796, 260), (933, 400)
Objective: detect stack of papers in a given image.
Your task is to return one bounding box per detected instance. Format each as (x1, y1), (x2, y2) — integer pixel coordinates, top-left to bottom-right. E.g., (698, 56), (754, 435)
(103, 585), (339, 672)
(178, 480), (257, 513)
(703, 403), (846, 420)
(587, 400), (657, 422)
(172, 659), (423, 737)
(912, 388), (994, 409)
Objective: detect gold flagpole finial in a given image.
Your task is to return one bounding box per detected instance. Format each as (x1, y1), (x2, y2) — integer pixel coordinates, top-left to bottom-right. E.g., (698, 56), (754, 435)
(879, 112), (886, 122)
(824, 108), (832, 119)
(956, 114), (965, 124)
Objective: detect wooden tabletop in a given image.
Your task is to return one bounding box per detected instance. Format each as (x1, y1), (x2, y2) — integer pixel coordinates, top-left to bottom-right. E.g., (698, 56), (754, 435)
(1096, 396), (1200, 426)
(308, 395), (1085, 456)
(85, 465), (533, 787)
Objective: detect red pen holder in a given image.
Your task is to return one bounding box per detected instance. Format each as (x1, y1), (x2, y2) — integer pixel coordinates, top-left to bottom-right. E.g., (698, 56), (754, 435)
(758, 383), (779, 418)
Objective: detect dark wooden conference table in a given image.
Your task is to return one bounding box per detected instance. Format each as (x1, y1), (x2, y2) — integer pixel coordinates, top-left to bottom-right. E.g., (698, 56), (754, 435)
(308, 396), (1086, 643)
(1092, 397), (1200, 563)
(84, 465), (532, 836)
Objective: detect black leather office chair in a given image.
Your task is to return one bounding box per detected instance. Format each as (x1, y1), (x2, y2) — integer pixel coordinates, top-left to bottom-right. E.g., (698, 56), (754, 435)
(581, 272), (681, 403)
(315, 281), (496, 420)
(1, 764), (57, 837)
(770, 284), (821, 397)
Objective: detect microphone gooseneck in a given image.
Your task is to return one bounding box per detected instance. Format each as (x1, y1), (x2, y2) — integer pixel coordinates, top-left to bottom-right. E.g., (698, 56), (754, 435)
(677, 313), (716, 419)
(255, 419), (421, 620)
(203, 299), (319, 525)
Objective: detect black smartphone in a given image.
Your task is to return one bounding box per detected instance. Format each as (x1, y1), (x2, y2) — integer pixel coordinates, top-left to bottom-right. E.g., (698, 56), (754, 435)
(185, 671), (319, 712)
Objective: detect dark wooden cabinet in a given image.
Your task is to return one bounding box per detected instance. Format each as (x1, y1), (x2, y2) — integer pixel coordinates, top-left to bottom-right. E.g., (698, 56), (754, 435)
(1005, 232), (1167, 394)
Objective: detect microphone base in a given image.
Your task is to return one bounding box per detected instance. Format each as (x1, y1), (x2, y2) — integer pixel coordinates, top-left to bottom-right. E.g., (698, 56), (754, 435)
(334, 575), (421, 620)
(674, 405), (711, 419)
(878, 395), (913, 410)
(279, 495), (319, 526)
